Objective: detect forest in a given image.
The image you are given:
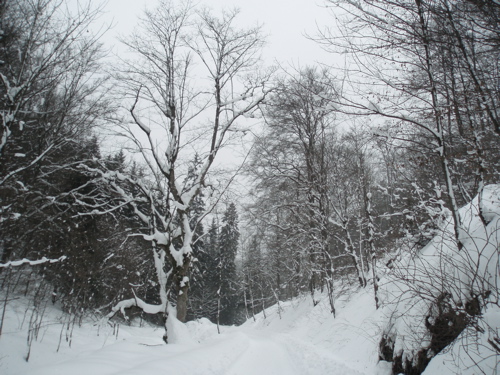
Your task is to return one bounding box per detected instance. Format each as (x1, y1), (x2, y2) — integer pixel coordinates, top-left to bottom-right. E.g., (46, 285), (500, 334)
(1, 0), (499, 374)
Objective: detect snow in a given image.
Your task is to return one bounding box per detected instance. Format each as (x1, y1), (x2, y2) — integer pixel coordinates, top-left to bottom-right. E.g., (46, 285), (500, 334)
(107, 295), (166, 320)
(242, 290), (382, 374)
(1, 276), (498, 374)
(378, 184), (500, 373)
(1, 287), (378, 374)
(1, 186), (499, 374)
(0, 256), (67, 268)
(142, 229), (169, 246)
(422, 304), (500, 375)
(180, 276), (189, 287)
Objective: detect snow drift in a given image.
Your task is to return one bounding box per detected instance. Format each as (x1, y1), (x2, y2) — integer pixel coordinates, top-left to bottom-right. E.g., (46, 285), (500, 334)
(379, 184), (500, 374)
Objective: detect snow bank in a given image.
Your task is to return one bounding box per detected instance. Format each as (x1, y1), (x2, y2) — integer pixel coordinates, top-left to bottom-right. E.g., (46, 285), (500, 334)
(423, 304), (500, 374)
(379, 184), (500, 373)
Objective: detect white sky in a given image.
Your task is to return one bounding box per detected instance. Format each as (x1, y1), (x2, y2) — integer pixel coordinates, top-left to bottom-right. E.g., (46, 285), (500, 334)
(100, 0), (334, 67)
(86, 0), (341, 197)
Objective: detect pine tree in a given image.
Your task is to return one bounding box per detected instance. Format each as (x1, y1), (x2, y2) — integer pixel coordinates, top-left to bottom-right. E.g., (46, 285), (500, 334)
(183, 154), (214, 320)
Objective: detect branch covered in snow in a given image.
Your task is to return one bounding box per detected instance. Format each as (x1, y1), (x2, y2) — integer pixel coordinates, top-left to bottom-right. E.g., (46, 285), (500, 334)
(0, 255), (67, 268)
(106, 289), (167, 320)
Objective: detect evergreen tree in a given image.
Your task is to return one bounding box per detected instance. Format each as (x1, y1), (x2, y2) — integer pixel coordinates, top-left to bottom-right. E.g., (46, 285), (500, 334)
(105, 150), (126, 172)
(184, 154), (218, 321)
(189, 218), (219, 321)
(217, 203), (240, 325)
(186, 154), (206, 251)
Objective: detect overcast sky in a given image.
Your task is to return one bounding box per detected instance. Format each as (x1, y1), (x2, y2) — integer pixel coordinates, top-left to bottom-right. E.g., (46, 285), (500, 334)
(88, 0), (339, 176)
(100, 0), (334, 67)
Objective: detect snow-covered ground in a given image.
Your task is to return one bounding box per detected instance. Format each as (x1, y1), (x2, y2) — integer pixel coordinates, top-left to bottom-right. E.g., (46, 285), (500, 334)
(1, 185), (499, 374)
(0, 276), (498, 374)
(0, 288), (379, 375)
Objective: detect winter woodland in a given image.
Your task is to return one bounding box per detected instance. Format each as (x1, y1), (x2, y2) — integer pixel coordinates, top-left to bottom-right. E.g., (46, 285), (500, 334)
(1, 1), (500, 374)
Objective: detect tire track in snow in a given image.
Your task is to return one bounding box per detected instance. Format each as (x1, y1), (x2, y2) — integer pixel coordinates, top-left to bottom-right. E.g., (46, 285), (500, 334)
(276, 332), (367, 375)
(222, 330), (366, 375)
(225, 331), (300, 375)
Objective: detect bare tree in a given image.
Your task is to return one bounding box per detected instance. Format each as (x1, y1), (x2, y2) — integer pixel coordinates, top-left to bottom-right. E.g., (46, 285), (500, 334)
(317, 1), (500, 371)
(104, 1), (270, 329)
(318, 0), (500, 254)
(246, 67), (343, 312)
(0, 0), (108, 181)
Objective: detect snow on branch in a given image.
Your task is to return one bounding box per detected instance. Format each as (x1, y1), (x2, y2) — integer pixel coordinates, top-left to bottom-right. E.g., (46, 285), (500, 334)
(0, 255), (67, 268)
(106, 289), (166, 320)
(0, 144), (54, 186)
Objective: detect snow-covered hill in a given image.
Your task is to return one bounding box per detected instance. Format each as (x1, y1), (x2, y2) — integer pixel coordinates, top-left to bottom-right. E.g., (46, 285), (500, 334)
(1, 185), (499, 374)
(378, 184), (500, 374)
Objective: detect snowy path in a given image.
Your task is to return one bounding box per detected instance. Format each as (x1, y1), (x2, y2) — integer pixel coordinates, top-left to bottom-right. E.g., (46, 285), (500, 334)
(223, 330), (363, 375)
(1, 289), (380, 375)
(225, 331), (300, 375)
(6, 326), (365, 375)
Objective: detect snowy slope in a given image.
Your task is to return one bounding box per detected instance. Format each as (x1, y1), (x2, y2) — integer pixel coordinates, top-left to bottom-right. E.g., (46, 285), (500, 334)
(378, 185), (500, 374)
(241, 290), (384, 374)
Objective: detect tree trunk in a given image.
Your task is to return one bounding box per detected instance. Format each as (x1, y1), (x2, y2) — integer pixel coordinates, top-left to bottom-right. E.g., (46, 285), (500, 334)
(176, 285), (189, 323)
(174, 257), (191, 323)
